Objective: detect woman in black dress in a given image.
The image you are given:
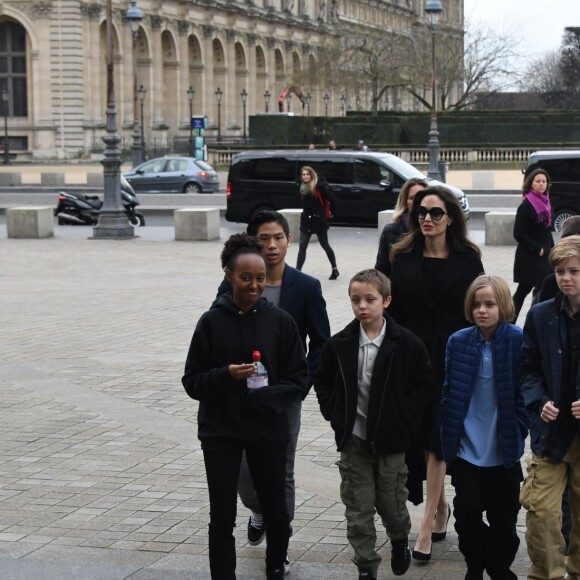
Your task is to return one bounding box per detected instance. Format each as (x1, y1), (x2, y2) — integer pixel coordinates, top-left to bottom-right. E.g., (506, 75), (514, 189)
(296, 166), (339, 280)
(512, 168), (554, 322)
(389, 186), (484, 562)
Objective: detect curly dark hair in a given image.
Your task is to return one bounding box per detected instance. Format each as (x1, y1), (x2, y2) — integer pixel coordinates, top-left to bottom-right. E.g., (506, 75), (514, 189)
(390, 186), (481, 261)
(220, 233), (264, 271)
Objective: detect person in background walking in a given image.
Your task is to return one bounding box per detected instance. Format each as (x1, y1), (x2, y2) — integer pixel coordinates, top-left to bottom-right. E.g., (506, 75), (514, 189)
(296, 166), (340, 280)
(182, 233), (309, 580)
(440, 275), (528, 580)
(375, 177), (428, 277)
(389, 186), (484, 562)
(512, 168), (554, 322)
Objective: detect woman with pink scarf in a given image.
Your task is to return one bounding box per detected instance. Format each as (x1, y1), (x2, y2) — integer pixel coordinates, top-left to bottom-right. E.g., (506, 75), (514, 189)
(512, 168), (554, 322)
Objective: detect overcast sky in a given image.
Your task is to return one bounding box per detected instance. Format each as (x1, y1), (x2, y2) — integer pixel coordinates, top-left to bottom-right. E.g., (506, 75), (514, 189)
(464, 0), (578, 66)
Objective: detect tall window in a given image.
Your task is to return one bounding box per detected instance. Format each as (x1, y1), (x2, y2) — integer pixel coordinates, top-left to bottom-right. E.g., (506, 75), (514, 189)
(0, 21), (28, 117)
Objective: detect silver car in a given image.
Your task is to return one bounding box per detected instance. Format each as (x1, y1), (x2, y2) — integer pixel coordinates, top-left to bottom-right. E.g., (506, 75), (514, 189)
(124, 156), (220, 193)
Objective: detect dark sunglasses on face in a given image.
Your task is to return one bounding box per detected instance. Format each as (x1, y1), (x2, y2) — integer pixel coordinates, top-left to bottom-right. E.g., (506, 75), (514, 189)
(416, 206), (448, 221)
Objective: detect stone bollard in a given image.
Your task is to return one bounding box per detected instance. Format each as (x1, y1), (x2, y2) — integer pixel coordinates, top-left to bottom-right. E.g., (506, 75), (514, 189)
(377, 210), (395, 240)
(485, 211), (516, 246)
(6, 207), (55, 239)
(174, 208), (220, 241)
(279, 209), (302, 241)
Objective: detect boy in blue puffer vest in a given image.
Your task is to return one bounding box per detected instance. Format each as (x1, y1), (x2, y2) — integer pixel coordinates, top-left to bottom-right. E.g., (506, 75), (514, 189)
(440, 275), (529, 580)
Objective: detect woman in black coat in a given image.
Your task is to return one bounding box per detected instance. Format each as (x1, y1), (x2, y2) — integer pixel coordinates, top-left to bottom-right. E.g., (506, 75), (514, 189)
(375, 177), (427, 277)
(389, 186), (484, 562)
(512, 168), (554, 322)
(296, 166), (339, 280)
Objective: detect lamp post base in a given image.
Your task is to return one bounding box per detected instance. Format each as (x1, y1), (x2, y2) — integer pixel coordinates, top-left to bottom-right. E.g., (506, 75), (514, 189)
(91, 211), (135, 239)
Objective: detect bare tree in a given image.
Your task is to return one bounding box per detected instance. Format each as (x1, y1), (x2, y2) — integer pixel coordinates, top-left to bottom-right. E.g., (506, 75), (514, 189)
(406, 22), (522, 111)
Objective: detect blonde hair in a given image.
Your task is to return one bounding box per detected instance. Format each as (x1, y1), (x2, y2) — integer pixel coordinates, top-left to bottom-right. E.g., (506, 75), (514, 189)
(464, 275), (514, 323)
(300, 166), (318, 195)
(550, 235), (580, 267)
(392, 177), (428, 223)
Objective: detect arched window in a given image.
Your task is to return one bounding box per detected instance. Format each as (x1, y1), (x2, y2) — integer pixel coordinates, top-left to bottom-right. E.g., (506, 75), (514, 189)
(0, 21), (28, 117)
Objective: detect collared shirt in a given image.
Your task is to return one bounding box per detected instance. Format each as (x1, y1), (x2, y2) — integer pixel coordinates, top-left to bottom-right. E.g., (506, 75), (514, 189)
(458, 341), (503, 467)
(352, 319), (386, 441)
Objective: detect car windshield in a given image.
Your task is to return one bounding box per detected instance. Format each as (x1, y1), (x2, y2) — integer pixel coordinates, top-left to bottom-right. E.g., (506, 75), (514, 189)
(376, 154), (426, 180)
(195, 160), (213, 171)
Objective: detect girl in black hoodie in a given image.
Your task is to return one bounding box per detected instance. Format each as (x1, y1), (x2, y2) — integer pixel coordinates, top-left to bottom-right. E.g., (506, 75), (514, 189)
(182, 234), (309, 580)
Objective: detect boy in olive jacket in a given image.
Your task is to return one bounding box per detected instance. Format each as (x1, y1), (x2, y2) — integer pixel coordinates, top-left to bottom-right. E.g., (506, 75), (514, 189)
(314, 269), (435, 580)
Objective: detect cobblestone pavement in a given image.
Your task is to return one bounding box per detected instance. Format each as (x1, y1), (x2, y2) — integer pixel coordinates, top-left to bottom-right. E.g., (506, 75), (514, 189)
(0, 221), (535, 579)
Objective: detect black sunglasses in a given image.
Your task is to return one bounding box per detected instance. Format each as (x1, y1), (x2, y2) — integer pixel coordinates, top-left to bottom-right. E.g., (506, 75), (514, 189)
(415, 206), (448, 221)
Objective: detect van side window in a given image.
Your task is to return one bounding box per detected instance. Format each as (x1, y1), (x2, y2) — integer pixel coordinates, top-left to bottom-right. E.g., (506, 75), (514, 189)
(354, 159), (382, 185)
(242, 158), (295, 181)
(299, 158), (350, 184)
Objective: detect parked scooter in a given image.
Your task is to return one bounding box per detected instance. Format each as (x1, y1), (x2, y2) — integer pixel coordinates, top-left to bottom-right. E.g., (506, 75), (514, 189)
(55, 176), (145, 227)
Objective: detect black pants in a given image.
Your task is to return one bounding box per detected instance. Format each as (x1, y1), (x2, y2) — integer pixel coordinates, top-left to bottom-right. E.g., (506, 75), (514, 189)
(512, 283), (539, 323)
(453, 458), (522, 579)
(202, 442), (289, 579)
(296, 230), (337, 270)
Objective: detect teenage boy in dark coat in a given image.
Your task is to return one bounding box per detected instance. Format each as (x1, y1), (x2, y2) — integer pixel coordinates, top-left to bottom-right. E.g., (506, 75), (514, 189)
(314, 269), (435, 580)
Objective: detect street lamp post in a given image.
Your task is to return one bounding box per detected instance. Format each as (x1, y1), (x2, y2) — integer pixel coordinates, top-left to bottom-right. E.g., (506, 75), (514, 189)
(1, 88), (9, 165)
(323, 93), (330, 117)
(355, 95), (362, 111)
(93, 0), (134, 238)
(215, 87), (223, 142)
(304, 93), (311, 116)
(138, 85), (146, 160)
(264, 90), (271, 113)
(285, 93), (292, 113)
(240, 88), (248, 140)
(187, 85), (195, 157)
(127, 0), (144, 168)
(425, 0), (443, 180)
(340, 94), (346, 117)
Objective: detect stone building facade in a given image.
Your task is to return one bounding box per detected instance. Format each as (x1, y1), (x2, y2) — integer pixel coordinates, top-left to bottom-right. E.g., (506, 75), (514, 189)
(0, 0), (463, 159)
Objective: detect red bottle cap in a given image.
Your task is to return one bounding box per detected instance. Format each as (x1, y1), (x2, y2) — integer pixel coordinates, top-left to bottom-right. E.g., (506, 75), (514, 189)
(252, 350), (261, 361)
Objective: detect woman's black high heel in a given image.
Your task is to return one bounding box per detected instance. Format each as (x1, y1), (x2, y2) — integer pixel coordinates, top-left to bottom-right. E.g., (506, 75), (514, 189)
(431, 507), (451, 542)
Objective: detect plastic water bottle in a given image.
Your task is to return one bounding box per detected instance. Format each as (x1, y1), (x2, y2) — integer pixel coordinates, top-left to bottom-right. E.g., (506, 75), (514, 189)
(247, 350), (269, 390)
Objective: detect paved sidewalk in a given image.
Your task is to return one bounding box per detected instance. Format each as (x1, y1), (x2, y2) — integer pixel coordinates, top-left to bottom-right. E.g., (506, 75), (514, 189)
(0, 221), (534, 579)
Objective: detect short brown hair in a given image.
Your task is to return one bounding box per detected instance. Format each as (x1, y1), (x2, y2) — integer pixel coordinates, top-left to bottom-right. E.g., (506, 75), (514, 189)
(561, 216), (580, 238)
(550, 235), (580, 267)
(348, 269), (391, 299)
(464, 275), (514, 323)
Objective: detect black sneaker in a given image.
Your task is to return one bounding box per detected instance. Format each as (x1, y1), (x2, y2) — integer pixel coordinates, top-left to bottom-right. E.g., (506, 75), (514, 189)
(247, 515), (265, 546)
(267, 563), (287, 579)
(391, 540), (411, 576)
(329, 268), (340, 280)
(359, 571), (377, 580)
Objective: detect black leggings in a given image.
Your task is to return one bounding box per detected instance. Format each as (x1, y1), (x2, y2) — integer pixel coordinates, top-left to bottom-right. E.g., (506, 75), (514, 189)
(296, 230), (337, 271)
(512, 283), (540, 323)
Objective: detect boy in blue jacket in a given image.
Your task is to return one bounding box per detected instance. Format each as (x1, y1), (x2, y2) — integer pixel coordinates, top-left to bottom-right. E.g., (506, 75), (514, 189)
(520, 235), (580, 579)
(440, 275), (529, 580)
(314, 269), (435, 580)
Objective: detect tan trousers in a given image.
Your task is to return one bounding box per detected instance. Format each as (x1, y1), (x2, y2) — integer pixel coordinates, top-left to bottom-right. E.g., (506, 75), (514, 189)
(520, 435), (580, 580)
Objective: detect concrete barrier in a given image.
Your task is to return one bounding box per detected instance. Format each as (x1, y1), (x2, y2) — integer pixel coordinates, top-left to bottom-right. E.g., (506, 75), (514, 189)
(279, 208), (302, 241)
(0, 173), (22, 186)
(40, 173), (66, 187)
(87, 173), (104, 188)
(485, 211), (516, 246)
(174, 207), (220, 241)
(6, 206), (54, 238)
(377, 210), (395, 240)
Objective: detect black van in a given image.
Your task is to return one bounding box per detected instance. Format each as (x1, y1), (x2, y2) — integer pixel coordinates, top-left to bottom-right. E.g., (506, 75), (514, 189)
(226, 150), (469, 227)
(524, 151), (580, 231)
